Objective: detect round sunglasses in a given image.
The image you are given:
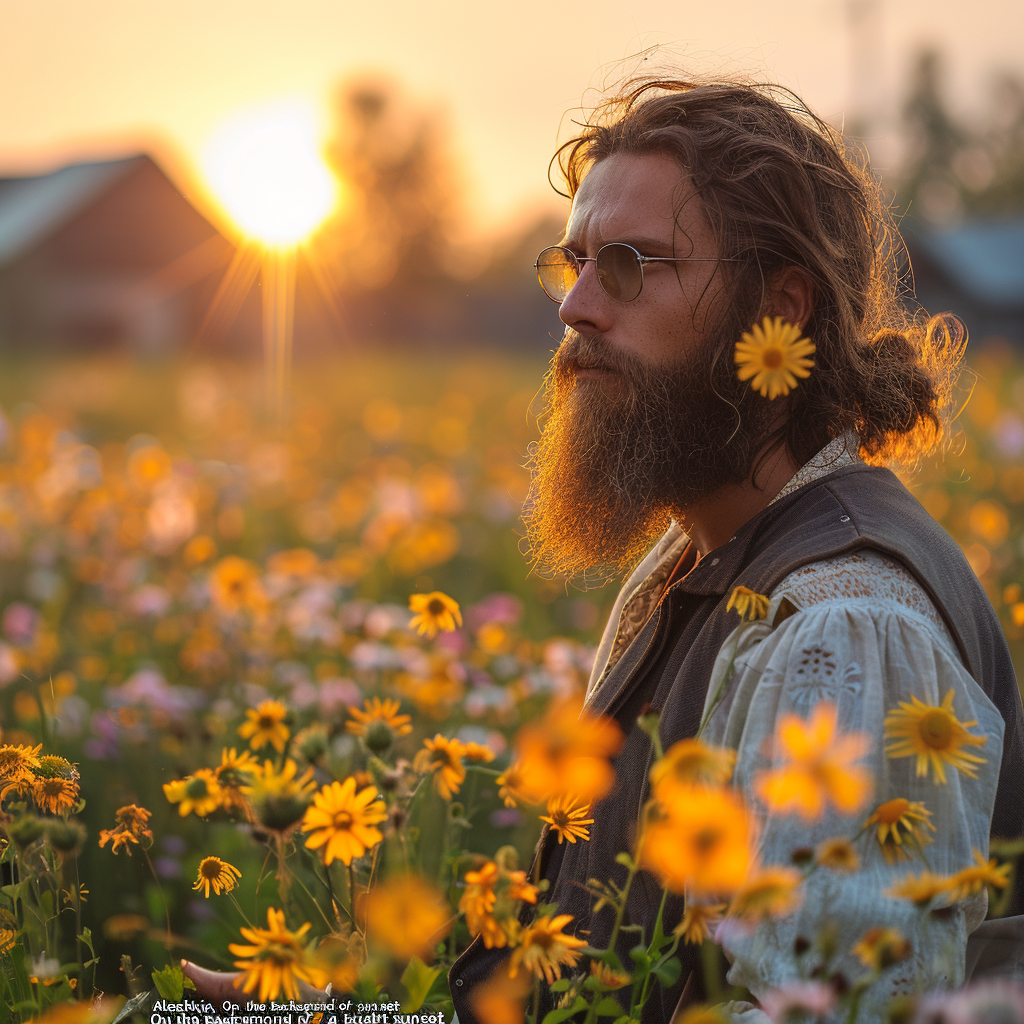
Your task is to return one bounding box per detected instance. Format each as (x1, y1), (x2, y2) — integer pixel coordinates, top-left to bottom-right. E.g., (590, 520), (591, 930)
(535, 243), (738, 303)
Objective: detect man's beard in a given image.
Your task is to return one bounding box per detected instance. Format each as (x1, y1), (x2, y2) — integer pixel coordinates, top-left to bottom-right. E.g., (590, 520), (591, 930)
(522, 325), (780, 586)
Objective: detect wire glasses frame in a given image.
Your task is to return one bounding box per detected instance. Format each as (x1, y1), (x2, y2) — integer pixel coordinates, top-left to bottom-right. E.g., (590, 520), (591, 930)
(535, 242), (740, 303)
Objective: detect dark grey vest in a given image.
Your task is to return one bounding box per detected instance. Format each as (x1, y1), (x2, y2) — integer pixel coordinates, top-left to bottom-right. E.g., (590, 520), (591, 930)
(450, 464), (1024, 1023)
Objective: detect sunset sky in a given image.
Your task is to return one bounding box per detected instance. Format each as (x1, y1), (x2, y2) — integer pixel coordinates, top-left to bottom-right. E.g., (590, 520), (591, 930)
(2, 0), (1023, 236)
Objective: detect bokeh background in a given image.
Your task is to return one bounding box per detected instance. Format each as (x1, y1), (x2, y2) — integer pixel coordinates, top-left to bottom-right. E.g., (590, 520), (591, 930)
(1, 0), (1024, 994)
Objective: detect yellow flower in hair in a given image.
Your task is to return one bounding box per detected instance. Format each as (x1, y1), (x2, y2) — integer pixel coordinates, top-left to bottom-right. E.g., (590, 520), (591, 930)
(884, 689), (987, 784)
(735, 316), (815, 399)
(408, 591), (462, 638)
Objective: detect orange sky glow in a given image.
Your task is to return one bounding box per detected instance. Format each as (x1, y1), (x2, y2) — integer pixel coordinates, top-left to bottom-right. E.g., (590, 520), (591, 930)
(2, 0), (1023, 239)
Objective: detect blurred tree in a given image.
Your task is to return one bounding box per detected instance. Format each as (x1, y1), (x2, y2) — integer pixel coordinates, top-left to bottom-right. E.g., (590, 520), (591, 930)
(897, 48), (1024, 221)
(317, 78), (463, 291)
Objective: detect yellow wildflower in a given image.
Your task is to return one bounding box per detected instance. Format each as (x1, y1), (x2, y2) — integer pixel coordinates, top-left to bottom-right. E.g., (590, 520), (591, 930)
(884, 689), (987, 783)
(301, 778), (387, 866)
(675, 903), (726, 945)
(229, 908), (317, 1003)
(863, 797), (936, 863)
(193, 856), (242, 897)
(946, 849), (1012, 901)
(734, 316), (815, 399)
(360, 874), (451, 961)
(413, 734), (467, 800)
(408, 591), (462, 638)
(755, 703), (872, 820)
(508, 914), (587, 985)
(726, 586), (771, 622)
(728, 866), (802, 922)
(238, 700), (290, 753)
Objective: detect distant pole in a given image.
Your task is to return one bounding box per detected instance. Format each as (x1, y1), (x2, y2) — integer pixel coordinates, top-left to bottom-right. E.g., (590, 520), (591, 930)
(261, 248), (297, 426)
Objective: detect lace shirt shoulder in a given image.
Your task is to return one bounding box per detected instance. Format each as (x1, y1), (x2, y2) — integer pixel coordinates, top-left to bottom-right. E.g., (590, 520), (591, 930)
(772, 550), (961, 663)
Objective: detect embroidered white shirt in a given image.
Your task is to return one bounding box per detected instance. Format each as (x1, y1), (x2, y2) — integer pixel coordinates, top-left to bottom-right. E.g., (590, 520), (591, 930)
(585, 432), (1006, 1022)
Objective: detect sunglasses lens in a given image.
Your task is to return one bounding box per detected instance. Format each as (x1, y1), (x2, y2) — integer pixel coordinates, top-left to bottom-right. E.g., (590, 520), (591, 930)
(596, 243), (643, 301)
(536, 247), (578, 302)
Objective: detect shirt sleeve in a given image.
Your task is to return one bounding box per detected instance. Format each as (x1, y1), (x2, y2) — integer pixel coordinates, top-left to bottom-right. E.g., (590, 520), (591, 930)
(698, 584), (1005, 1024)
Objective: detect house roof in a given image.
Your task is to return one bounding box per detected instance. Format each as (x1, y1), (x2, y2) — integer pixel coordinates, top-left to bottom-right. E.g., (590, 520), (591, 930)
(906, 219), (1024, 310)
(0, 156), (144, 266)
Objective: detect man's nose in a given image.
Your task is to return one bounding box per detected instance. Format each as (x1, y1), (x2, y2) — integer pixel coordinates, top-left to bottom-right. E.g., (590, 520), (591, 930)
(558, 259), (615, 336)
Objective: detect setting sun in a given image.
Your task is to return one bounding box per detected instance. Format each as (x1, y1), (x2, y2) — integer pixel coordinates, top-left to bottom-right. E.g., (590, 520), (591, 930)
(202, 99), (338, 247)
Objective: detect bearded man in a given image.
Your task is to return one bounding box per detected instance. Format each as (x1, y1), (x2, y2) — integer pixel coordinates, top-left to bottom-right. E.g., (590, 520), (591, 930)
(449, 77), (1024, 1023)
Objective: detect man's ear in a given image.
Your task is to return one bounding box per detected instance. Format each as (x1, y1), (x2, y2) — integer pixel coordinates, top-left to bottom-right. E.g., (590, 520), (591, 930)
(765, 266), (814, 330)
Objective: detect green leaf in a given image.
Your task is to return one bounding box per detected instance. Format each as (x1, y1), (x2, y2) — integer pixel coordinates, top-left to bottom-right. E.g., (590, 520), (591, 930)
(593, 996), (626, 1016)
(651, 956), (681, 988)
(152, 964), (186, 1001)
(614, 853), (636, 871)
(79, 927), (95, 958)
(549, 978), (571, 992)
(628, 947), (651, 971)
(2, 881), (31, 904)
(612, 1017), (640, 1024)
(400, 956), (441, 1013)
(541, 996), (588, 1024)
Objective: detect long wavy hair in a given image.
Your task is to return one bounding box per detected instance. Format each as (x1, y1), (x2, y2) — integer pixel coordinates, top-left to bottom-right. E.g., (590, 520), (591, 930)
(553, 76), (967, 472)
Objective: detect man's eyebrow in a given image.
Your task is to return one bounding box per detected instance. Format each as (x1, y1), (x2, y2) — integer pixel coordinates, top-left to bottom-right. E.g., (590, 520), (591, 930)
(558, 236), (682, 255)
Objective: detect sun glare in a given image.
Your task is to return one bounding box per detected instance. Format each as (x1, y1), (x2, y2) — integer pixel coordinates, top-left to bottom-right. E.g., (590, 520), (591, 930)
(203, 100), (338, 247)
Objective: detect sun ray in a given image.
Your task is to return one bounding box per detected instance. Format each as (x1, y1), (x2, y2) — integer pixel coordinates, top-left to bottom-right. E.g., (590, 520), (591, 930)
(192, 240), (263, 350)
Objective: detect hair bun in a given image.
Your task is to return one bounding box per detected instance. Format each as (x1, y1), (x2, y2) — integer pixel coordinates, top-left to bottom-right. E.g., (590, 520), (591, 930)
(863, 330), (915, 367)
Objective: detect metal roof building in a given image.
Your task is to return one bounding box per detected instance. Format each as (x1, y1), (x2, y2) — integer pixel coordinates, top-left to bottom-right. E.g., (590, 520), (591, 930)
(0, 155), (236, 351)
(904, 219), (1024, 345)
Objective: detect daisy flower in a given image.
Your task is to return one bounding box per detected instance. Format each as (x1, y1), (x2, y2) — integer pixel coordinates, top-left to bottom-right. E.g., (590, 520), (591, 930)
(407, 591), (462, 638)
(229, 908), (317, 1003)
(728, 866), (802, 921)
(863, 797), (936, 862)
(345, 697), (412, 738)
(734, 316), (815, 399)
(238, 700), (290, 754)
(508, 913), (587, 985)
(755, 702), (872, 820)
(884, 689), (987, 783)
(301, 778), (386, 866)
(946, 849), (1012, 901)
(413, 734), (467, 800)
(726, 586), (771, 622)
(193, 856), (242, 897)
(539, 794), (594, 845)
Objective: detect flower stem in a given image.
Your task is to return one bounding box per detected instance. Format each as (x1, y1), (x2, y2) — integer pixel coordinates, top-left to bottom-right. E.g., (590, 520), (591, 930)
(700, 938), (724, 1004)
(143, 849), (173, 957)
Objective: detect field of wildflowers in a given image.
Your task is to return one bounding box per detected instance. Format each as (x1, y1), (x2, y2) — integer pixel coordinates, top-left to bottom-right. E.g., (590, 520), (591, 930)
(1, 342), (1024, 1024)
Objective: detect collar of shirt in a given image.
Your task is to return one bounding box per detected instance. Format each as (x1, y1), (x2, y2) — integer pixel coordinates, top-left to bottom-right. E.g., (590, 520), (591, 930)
(586, 430), (863, 693)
